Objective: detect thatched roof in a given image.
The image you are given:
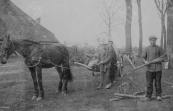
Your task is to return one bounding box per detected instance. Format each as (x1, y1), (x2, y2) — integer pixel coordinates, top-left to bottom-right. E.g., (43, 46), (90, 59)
(0, 0), (59, 42)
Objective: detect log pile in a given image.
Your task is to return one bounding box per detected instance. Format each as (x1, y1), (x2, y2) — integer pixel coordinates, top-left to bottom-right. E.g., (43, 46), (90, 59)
(109, 92), (173, 102)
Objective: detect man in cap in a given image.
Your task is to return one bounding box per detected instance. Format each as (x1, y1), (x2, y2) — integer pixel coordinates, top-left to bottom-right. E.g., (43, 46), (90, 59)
(108, 40), (118, 82)
(141, 36), (165, 101)
(96, 40), (117, 89)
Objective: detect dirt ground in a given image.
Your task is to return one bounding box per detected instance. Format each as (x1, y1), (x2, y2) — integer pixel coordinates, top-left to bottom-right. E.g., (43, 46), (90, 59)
(0, 57), (173, 111)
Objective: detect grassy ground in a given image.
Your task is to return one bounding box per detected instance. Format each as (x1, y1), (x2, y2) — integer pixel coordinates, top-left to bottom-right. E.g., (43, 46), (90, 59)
(0, 57), (172, 111)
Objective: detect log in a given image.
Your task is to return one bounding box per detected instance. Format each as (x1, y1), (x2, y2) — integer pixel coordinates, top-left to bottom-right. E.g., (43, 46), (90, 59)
(134, 91), (145, 95)
(112, 93), (173, 100)
(74, 62), (92, 70)
(0, 106), (10, 109)
(109, 97), (125, 102)
(163, 81), (173, 85)
(163, 81), (173, 87)
(125, 54), (167, 75)
(124, 55), (135, 69)
(114, 93), (144, 98)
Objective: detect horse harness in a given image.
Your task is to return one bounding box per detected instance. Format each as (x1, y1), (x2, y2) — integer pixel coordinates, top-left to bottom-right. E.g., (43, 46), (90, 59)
(8, 39), (70, 69)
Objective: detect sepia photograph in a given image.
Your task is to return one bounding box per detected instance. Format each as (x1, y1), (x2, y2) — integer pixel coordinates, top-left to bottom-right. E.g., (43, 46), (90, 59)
(0, 0), (173, 111)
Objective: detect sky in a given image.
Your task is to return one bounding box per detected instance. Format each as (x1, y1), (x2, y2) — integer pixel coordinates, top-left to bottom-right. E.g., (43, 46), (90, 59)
(11, 0), (161, 48)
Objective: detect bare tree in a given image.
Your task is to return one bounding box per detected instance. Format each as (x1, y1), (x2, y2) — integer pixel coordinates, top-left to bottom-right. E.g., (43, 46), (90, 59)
(167, 0), (173, 68)
(125, 0), (132, 52)
(154, 0), (168, 52)
(98, 0), (124, 55)
(136, 0), (143, 57)
(99, 0), (123, 40)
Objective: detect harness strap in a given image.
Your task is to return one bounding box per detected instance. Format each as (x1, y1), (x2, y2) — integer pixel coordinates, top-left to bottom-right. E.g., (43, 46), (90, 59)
(9, 39), (70, 69)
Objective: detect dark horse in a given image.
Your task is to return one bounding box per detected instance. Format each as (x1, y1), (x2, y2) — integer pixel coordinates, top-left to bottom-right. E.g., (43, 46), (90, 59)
(0, 34), (73, 100)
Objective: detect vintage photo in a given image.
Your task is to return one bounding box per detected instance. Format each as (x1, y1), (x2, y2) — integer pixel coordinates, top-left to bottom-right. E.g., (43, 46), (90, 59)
(0, 0), (173, 111)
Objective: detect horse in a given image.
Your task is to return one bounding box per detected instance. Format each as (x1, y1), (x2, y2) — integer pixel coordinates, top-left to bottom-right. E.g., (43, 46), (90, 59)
(0, 34), (73, 101)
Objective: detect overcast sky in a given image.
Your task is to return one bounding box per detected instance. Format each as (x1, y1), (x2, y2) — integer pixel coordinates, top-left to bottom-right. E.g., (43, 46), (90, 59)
(11, 0), (161, 48)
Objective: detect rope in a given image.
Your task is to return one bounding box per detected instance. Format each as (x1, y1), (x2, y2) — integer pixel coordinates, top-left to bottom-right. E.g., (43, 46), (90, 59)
(24, 56), (70, 69)
(26, 57), (42, 68)
(9, 39), (70, 69)
(43, 58), (70, 69)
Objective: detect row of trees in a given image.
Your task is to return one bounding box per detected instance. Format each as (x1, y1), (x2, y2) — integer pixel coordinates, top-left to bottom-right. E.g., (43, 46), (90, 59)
(98, 0), (142, 56)
(127, 0), (173, 68)
(99, 0), (173, 68)
(125, 0), (168, 56)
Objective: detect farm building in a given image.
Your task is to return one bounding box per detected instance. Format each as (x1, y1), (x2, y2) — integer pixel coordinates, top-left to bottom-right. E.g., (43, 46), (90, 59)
(0, 0), (58, 42)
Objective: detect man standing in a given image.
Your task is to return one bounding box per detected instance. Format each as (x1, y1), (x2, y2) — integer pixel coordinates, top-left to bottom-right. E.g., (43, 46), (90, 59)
(107, 40), (118, 82)
(142, 36), (165, 101)
(96, 40), (117, 89)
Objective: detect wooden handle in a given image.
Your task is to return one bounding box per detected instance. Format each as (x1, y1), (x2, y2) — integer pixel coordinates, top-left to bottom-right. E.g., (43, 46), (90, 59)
(74, 62), (92, 69)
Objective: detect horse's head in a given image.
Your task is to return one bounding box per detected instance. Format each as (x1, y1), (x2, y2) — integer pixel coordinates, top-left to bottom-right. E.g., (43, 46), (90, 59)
(1, 34), (15, 64)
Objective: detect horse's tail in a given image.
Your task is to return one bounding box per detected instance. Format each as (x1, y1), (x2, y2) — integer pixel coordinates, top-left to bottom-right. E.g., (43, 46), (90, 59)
(63, 65), (73, 82)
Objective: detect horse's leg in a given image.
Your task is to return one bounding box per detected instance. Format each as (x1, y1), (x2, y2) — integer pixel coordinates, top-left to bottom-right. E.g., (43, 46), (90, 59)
(62, 68), (72, 95)
(55, 66), (63, 93)
(28, 67), (39, 100)
(62, 78), (68, 95)
(35, 67), (44, 101)
(62, 68), (68, 95)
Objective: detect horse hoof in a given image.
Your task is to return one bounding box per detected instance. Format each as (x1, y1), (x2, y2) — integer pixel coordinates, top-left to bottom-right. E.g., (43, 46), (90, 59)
(36, 97), (43, 101)
(31, 96), (37, 100)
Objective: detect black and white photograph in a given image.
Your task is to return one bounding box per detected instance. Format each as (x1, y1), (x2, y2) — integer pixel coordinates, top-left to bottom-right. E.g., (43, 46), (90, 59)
(0, 0), (173, 111)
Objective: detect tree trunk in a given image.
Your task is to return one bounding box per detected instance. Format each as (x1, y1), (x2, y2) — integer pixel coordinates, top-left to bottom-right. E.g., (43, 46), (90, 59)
(163, 20), (167, 52)
(161, 18), (164, 49)
(108, 21), (111, 40)
(125, 0), (132, 52)
(167, 1), (173, 68)
(137, 0), (143, 57)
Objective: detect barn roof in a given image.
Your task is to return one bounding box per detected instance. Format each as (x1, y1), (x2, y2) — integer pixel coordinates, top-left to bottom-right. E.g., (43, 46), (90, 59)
(0, 0), (59, 42)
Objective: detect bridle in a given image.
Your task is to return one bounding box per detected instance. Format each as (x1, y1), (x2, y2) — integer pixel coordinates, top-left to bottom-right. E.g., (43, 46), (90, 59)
(1, 39), (45, 66)
(1, 39), (70, 69)
(1, 39), (15, 58)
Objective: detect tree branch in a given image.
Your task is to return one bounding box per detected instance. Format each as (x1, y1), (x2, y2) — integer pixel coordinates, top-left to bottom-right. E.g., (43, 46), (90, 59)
(154, 0), (162, 13)
(99, 12), (109, 26)
(102, 10), (109, 20)
(111, 22), (124, 28)
(104, 1), (111, 18)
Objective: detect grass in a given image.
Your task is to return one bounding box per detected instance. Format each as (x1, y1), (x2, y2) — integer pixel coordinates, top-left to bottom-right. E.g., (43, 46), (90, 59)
(0, 58), (172, 111)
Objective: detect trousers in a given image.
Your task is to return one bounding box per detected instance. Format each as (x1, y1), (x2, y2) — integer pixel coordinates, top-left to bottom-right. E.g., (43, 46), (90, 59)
(146, 71), (162, 98)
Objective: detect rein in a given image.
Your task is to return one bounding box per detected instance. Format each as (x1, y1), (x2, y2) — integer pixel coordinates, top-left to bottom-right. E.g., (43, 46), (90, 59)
(9, 39), (70, 69)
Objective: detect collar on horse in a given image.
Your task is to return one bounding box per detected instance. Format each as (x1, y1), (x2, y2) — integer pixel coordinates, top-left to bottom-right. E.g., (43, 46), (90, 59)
(8, 39), (70, 69)
(9, 39), (50, 67)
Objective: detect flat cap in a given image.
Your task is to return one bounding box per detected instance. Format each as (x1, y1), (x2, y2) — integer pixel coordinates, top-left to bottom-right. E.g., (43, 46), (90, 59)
(149, 36), (157, 40)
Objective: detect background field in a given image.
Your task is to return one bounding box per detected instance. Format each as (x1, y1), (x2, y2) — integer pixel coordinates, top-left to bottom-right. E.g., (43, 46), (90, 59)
(0, 57), (172, 111)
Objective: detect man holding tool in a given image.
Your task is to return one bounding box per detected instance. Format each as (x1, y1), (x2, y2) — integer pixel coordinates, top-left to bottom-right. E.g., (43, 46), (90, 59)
(96, 40), (117, 89)
(141, 36), (165, 101)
